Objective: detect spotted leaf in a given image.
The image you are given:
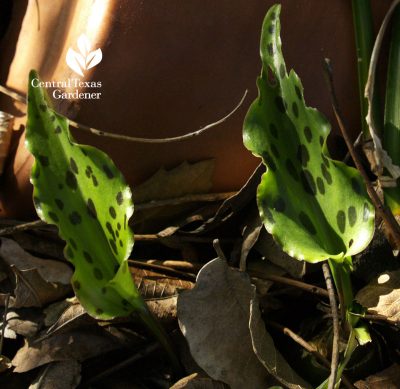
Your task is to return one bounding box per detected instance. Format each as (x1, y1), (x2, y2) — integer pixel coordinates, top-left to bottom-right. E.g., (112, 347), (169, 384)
(243, 5), (374, 263)
(25, 70), (144, 319)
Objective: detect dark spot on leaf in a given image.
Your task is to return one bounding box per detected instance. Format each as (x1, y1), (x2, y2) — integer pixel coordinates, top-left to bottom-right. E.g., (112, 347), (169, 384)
(297, 144), (310, 167)
(351, 178), (361, 195)
(267, 43), (274, 56)
(117, 222), (121, 230)
(83, 251), (93, 263)
(349, 239), (354, 248)
(263, 207), (275, 224)
(39, 104), (47, 112)
(119, 240), (123, 247)
(300, 170), (316, 195)
(66, 170), (78, 190)
(55, 198), (64, 210)
(33, 167), (40, 179)
(270, 144), (280, 159)
(81, 148), (88, 156)
(266, 66), (277, 87)
(275, 96), (286, 113)
(299, 212), (316, 235)
(48, 212), (59, 222)
(102, 164), (115, 179)
(321, 164), (332, 185)
(69, 211), (81, 225)
(50, 115), (56, 122)
(292, 102), (299, 118)
(285, 159), (299, 181)
(304, 126), (312, 143)
(262, 151), (276, 171)
(348, 206), (357, 227)
(33, 196), (41, 208)
(116, 230), (119, 238)
(85, 166), (92, 178)
(116, 192), (123, 205)
(295, 85), (302, 100)
(319, 136), (324, 146)
(337, 210), (346, 233)
(269, 123), (278, 138)
(110, 239), (117, 254)
(70, 239), (77, 250)
(87, 199), (97, 219)
(66, 247), (74, 259)
(106, 222), (115, 240)
(73, 281), (80, 290)
(54, 126), (62, 134)
(124, 214), (127, 229)
(92, 175), (98, 186)
(96, 308), (103, 315)
(109, 206), (116, 219)
(271, 11), (276, 19)
(268, 24), (275, 34)
(122, 298), (129, 306)
(316, 177), (325, 195)
(70, 158), (78, 174)
(38, 155), (49, 166)
(274, 198), (286, 212)
(101, 287), (107, 294)
(93, 268), (103, 280)
(279, 64), (285, 78)
(363, 203), (370, 222)
(58, 184), (64, 190)
(322, 154), (330, 168)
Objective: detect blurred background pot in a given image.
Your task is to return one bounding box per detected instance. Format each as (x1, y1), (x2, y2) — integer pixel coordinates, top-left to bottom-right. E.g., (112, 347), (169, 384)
(0, 0), (390, 219)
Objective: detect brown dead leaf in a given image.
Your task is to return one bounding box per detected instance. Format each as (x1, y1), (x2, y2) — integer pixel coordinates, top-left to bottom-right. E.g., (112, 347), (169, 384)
(178, 258), (308, 389)
(354, 364), (400, 389)
(6, 309), (43, 337)
(29, 360), (81, 389)
(12, 325), (139, 373)
(133, 160), (214, 203)
(170, 373), (229, 389)
(356, 270), (400, 323)
(0, 238), (71, 284)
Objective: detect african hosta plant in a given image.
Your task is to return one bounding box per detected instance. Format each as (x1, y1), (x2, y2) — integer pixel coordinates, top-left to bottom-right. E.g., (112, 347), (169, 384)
(25, 70), (179, 370)
(243, 4), (375, 386)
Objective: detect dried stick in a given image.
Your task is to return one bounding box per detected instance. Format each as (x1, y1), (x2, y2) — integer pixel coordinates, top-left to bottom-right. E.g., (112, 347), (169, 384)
(0, 220), (46, 236)
(248, 271), (330, 298)
(268, 320), (356, 389)
(322, 262), (340, 389)
(0, 84), (247, 143)
(323, 58), (400, 250)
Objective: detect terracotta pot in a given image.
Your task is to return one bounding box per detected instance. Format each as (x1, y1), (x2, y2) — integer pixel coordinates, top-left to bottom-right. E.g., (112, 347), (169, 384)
(0, 0), (390, 219)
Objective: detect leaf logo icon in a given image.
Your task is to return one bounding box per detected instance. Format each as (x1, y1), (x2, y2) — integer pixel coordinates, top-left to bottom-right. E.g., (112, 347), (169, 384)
(66, 34), (102, 77)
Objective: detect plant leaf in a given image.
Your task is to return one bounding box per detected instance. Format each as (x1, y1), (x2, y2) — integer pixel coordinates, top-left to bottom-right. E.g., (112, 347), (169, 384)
(243, 4), (374, 263)
(25, 70), (145, 319)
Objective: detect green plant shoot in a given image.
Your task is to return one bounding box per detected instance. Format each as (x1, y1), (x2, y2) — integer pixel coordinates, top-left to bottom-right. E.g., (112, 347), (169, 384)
(26, 69), (145, 319)
(243, 5), (375, 264)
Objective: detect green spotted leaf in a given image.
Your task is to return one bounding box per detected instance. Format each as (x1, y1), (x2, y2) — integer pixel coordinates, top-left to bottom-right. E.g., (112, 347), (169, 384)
(243, 5), (375, 263)
(25, 70), (144, 319)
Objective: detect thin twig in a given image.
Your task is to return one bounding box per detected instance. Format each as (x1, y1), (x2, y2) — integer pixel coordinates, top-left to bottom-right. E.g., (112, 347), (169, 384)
(134, 234), (231, 244)
(322, 262), (340, 389)
(268, 320), (356, 389)
(128, 259), (196, 281)
(248, 271), (330, 298)
(0, 293), (10, 355)
(213, 238), (227, 261)
(0, 220), (46, 236)
(135, 192), (236, 211)
(0, 84), (247, 143)
(323, 58), (400, 250)
(84, 341), (160, 385)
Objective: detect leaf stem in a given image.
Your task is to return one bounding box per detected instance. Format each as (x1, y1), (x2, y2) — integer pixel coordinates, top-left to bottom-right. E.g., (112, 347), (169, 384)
(384, 4), (400, 215)
(322, 262), (340, 389)
(351, 0), (376, 139)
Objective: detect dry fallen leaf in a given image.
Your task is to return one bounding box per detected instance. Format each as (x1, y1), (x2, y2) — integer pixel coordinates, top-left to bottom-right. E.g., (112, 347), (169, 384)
(354, 363), (400, 389)
(29, 360), (81, 389)
(170, 373), (229, 389)
(178, 258), (309, 389)
(356, 270), (400, 323)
